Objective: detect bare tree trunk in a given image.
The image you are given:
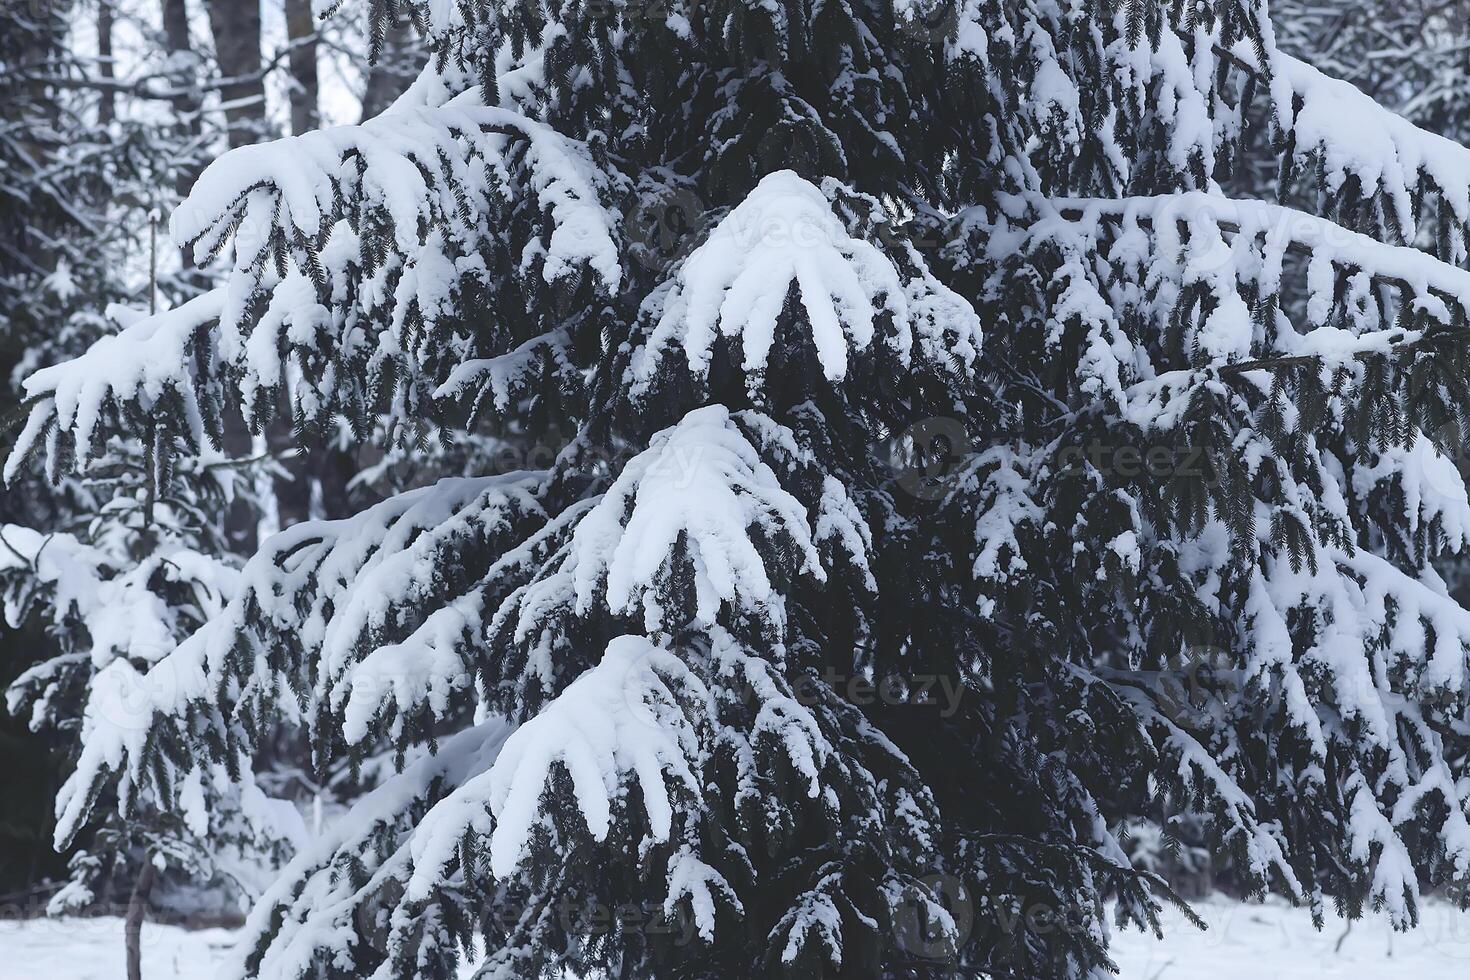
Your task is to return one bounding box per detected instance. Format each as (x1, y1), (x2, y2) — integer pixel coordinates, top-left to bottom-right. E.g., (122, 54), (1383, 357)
(204, 0), (264, 148)
(124, 860), (157, 980)
(201, 0), (271, 548)
(360, 10), (423, 120)
(284, 0), (319, 134)
(159, 0), (203, 285)
(97, 1), (115, 126)
(160, 0), (200, 133)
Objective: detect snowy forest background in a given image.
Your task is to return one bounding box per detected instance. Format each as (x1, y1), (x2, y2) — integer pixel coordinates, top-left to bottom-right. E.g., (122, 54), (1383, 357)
(1, 0), (428, 908)
(8, 0), (1470, 977)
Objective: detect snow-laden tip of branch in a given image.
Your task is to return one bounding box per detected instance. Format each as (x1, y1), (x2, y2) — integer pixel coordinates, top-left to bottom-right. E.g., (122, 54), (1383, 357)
(307, 472), (546, 681)
(1003, 190), (1470, 435)
(333, 591), (480, 746)
(631, 172), (978, 393)
(8, 289), (224, 477)
(664, 846), (743, 943)
(0, 523), (236, 678)
(558, 405), (822, 633)
(172, 91), (621, 289)
(432, 329), (576, 412)
(227, 720), (512, 980)
(958, 447), (1043, 612)
(1109, 675), (1305, 900)
(406, 635), (708, 889)
(1044, 192), (1470, 332)
(48, 472), (548, 850)
(52, 656), (200, 847)
(1257, 46), (1470, 244)
(1344, 772), (1421, 928)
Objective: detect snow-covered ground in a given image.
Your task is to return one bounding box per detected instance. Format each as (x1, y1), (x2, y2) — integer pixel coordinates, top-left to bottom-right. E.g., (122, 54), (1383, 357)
(1110, 895), (1470, 978)
(0, 915), (235, 979)
(3, 897), (1469, 978)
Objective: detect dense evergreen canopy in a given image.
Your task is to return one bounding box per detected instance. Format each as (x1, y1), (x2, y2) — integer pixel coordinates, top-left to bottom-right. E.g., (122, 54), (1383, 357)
(12, 0), (1470, 977)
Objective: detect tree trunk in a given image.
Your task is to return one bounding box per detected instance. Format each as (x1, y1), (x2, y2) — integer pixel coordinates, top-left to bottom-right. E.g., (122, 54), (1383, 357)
(124, 860), (157, 980)
(201, 0), (271, 547)
(360, 10), (423, 121)
(97, 2), (115, 126)
(203, 0), (264, 148)
(160, 0), (200, 132)
(159, 0), (203, 284)
(284, 0), (319, 134)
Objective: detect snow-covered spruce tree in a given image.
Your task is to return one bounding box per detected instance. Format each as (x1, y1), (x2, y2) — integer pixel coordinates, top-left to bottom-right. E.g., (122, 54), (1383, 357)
(2, 430), (303, 918)
(15, 0), (1470, 976)
(0, 0), (303, 915)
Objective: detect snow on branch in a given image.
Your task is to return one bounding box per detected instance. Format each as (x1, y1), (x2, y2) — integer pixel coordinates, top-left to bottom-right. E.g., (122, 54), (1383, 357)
(173, 92), (621, 291)
(1042, 192), (1470, 334)
(301, 473), (545, 680)
(48, 473), (547, 846)
(1102, 670), (1304, 899)
(0, 85), (628, 464)
(631, 171), (979, 394)
(555, 405), (823, 634)
(227, 720), (514, 980)
(1231, 44), (1470, 252)
(988, 189), (1470, 433)
(0, 523), (232, 669)
(409, 635), (708, 887)
(6, 289), (225, 478)
(1, 524), (235, 731)
(432, 328), (578, 417)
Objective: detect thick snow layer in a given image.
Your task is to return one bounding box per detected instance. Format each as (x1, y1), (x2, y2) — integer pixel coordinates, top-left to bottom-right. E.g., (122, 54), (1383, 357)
(635, 171), (902, 385)
(630, 171), (979, 393)
(564, 405), (822, 631)
(1109, 894), (1470, 978)
(174, 93), (620, 289)
(5, 897), (1470, 978)
(1250, 46), (1470, 242)
(410, 635), (707, 885)
(1043, 192), (1470, 347)
(7, 85), (626, 468)
(0, 917), (237, 980)
(231, 721), (511, 980)
(7, 290), (225, 476)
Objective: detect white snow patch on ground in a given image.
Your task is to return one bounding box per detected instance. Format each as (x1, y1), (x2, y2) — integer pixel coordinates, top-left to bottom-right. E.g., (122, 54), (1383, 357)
(0, 916), (235, 979)
(4, 897), (1470, 977)
(1110, 895), (1470, 978)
